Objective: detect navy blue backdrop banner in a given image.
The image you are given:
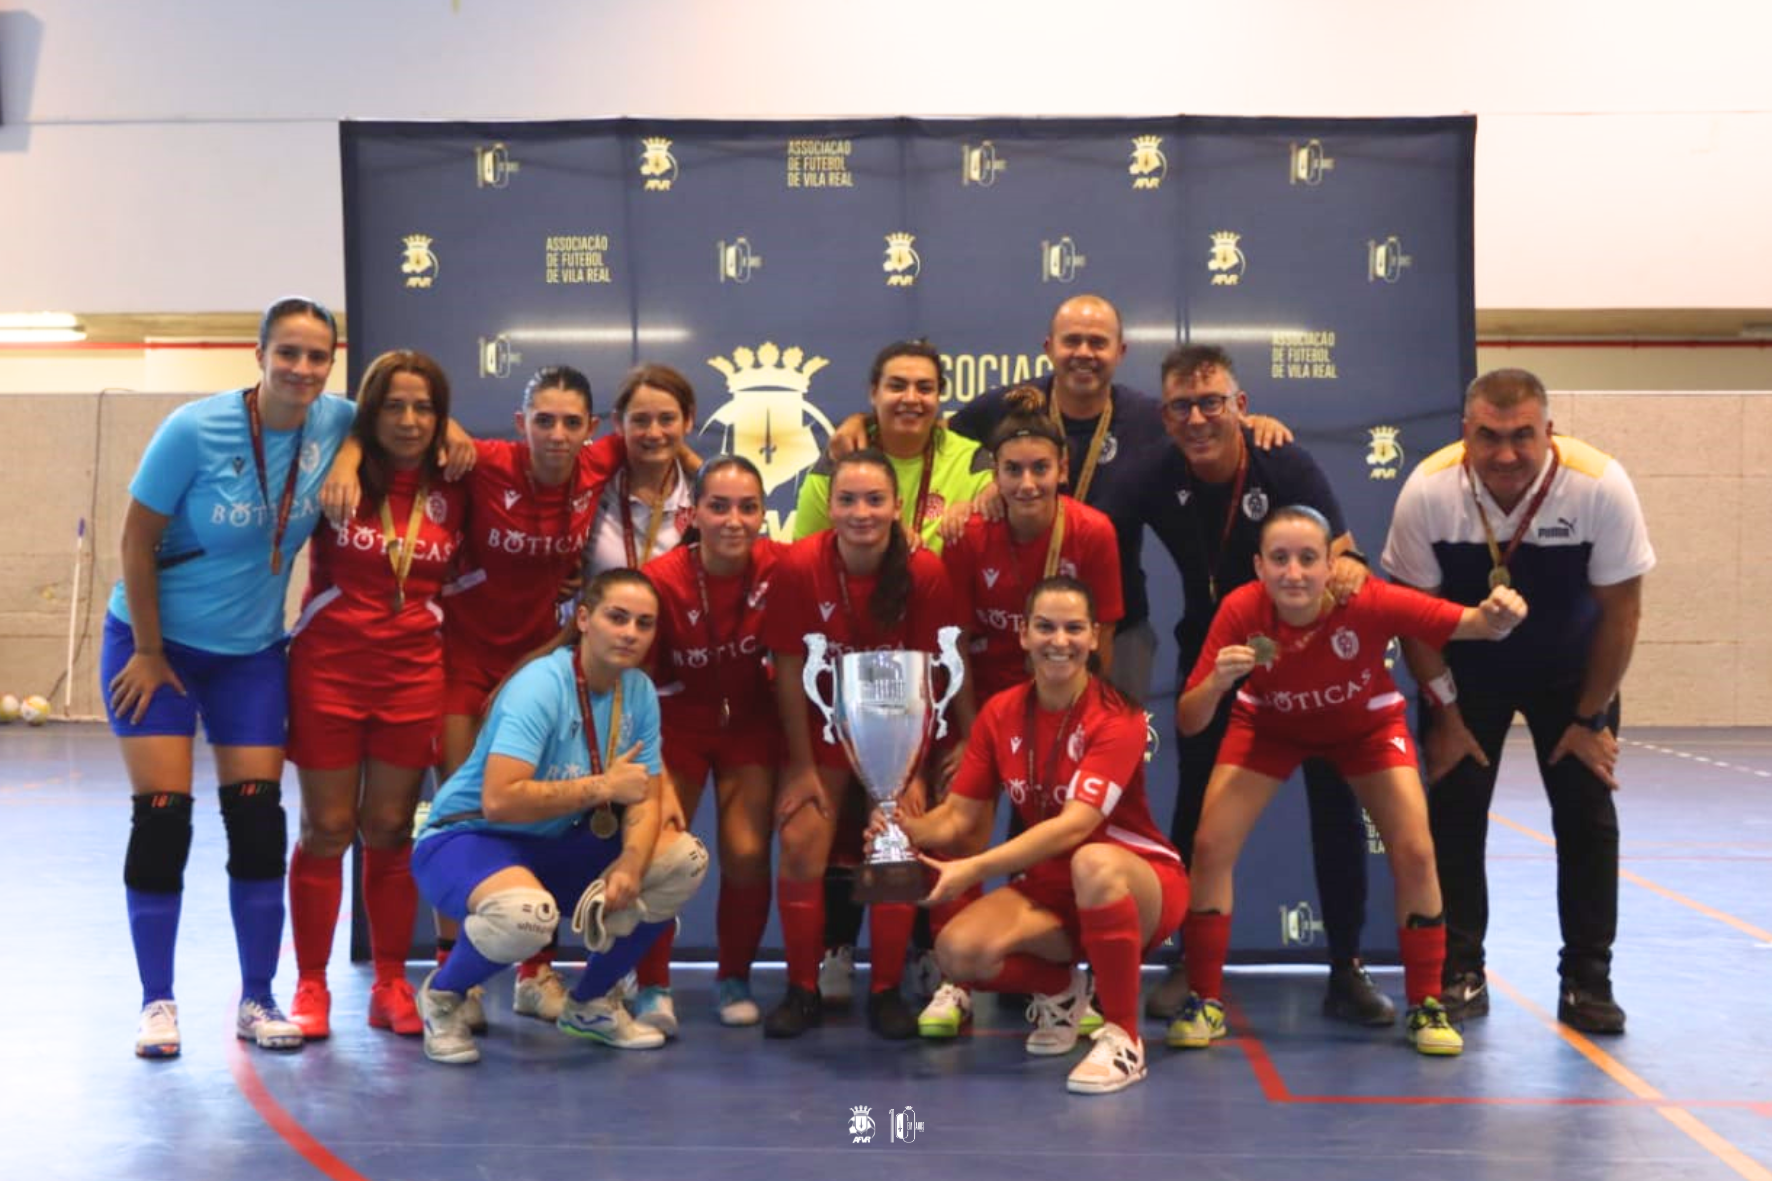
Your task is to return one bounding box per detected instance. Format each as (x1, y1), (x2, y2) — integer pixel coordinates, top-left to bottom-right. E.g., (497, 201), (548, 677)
(342, 116), (1475, 964)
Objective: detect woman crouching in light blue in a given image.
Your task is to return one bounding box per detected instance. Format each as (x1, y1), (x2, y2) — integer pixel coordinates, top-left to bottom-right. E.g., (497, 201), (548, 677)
(411, 568), (707, 1064)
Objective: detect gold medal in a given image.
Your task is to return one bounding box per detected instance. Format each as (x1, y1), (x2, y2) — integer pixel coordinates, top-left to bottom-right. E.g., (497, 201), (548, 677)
(1247, 633), (1279, 668)
(590, 806), (619, 839)
(1488, 565), (1511, 590)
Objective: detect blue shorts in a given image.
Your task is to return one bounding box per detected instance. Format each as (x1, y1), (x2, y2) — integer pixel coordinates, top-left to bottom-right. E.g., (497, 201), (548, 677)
(100, 613), (288, 746)
(412, 823), (621, 920)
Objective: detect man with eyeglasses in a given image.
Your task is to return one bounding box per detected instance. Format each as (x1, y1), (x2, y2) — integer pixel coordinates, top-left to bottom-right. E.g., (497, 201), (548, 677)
(1132, 344), (1394, 1033)
(1381, 368), (1651, 1034)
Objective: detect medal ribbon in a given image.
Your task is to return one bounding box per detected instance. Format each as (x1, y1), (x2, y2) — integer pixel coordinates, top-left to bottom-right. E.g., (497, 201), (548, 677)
(1185, 438), (1250, 603)
(242, 387), (305, 575)
(573, 651), (624, 832)
(1023, 682), (1085, 821)
(378, 480), (429, 612)
(1005, 500), (1068, 607)
(693, 542), (755, 724)
(620, 465), (674, 568)
(1052, 391), (1114, 503)
(1465, 440), (1561, 581)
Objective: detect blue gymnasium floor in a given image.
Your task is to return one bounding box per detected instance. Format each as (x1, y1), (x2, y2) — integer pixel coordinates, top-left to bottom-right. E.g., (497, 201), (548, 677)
(3, 724), (1769, 1181)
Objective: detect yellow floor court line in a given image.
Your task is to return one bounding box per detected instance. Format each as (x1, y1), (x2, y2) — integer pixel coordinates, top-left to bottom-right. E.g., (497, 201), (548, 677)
(1488, 810), (1772, 943)
(1487, 971), (1771, 1181)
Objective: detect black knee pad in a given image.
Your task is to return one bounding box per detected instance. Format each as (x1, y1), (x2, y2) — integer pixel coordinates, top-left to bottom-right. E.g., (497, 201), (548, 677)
(219, 780), (287, 880)
(124, 793), (195, 893)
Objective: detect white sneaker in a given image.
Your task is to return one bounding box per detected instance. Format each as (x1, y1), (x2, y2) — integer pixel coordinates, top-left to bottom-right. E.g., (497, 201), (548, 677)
(917, 982), (973, 1038)
(1066, 1022), (1147, 1095)
(557, 991), (666, 1049)
(512, 964), (569, 1021)
(818, 945), (855, 1003)
(419, 970), (481, 1065)
(1025, 967), (1091, 1056)
(715, 977), (762, 1027)
(236, 997), (304, 1051)
(632, 986), (679, 1037)
(135, 1000), (180, 1059)
(460, 984), (488, 1033)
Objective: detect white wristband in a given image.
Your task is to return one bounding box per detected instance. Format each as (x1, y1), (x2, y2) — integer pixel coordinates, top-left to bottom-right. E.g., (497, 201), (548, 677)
(1424, 671), (1458, 708)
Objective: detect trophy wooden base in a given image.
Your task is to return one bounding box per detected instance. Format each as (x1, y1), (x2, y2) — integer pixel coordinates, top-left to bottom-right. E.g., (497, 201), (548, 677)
(853, 858), (930, 904)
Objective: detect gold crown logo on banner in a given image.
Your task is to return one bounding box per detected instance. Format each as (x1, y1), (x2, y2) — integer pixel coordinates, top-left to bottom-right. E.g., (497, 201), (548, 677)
(401, 234), (439, 288)
(1366, 425), (1404, 477)
(703, 343), (836, 498)
(1207, 230), (1245, 285)
(1129, 135), (1166, 188)
(640, 137), (678, 190)
(883, 232), (920, 286)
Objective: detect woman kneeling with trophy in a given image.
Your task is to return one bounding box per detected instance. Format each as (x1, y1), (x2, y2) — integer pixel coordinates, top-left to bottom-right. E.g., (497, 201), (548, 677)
(878, 576), (1189, 1095)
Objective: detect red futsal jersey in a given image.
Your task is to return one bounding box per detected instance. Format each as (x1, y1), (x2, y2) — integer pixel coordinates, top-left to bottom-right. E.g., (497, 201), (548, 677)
(443, 435), (623, 675)
(1187, 578), (1464, 744)
(763, 531), (962, 765)
(950, 679), (1179, 865)
(291, 469), (466, 672)
(942, 497), (1123, 701)
(644, 537), (788, 732)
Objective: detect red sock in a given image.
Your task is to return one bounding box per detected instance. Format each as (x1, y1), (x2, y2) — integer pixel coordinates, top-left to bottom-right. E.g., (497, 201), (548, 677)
(515, 945), (552, 981)
(1399, 922), (1447, 1007)
(362, 845), (417, 985)
(777, 877), (824, 992)
(928, 884), (982, 942)
(1184, 910), (1232, 1000)
(1079, 895), (1142, 1032)
(977, 954), (1073, 996)
(716, 879), (771, 981)
(636, 921), (674, 988)
(868, 903), (915, 992)
(288, 845), (343, 980)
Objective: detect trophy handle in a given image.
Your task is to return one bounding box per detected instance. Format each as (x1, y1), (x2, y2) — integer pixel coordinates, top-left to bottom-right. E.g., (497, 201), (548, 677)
(929, 625), (966, 741)
(801, 632), (839, 746)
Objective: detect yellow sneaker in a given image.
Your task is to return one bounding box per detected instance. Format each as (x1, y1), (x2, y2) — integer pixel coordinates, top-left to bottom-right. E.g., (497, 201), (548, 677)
(1165, 994), (1226, 1050)
(1407, 997), (1464, 1056)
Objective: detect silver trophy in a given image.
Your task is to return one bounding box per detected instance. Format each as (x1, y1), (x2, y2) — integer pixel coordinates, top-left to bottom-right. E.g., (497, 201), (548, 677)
(803, 625), (965, 903)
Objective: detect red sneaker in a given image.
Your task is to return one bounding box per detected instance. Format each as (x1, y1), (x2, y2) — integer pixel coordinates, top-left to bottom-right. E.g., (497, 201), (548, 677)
(290, 977), (331, 1039)
(369, 977), (424, 1036)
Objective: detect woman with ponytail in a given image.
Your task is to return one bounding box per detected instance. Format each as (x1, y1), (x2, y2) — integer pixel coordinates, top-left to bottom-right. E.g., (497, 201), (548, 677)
(631, 456), (787, 1032)
(883, 576), (1188, 1095)
(409, 569), (706, 1065)
(761, 449), (965, 1040)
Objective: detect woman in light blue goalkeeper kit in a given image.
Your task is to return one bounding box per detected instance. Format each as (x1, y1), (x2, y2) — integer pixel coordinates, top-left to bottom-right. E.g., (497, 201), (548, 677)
(411, 568), (708, 1065)
(103, 297), (355, 1059)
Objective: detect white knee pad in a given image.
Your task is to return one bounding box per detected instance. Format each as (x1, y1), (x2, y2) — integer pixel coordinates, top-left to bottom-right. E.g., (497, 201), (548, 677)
(463, 887), (558, 963)
(635, 832), (709, 925)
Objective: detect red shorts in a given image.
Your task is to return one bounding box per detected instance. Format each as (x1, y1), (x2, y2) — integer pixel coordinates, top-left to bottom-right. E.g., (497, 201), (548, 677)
(1008, 844), (1189, 955)
(442, 647), (511, 719)
(661, 709), (782, 785)
(286, 646), (443, 770)
(1216, 709), (1419, 781)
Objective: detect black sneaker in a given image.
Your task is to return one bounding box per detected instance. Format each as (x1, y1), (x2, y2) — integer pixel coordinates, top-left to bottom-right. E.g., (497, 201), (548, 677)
(1558, 981), (1626, 1035)
(867, 989), (918, 1040)
(1144, 963), (1191, 1021)
(1440, 970), (1490, 1021)
(1323, 961), (1397, 1027)
(763, 986), (823, 1039)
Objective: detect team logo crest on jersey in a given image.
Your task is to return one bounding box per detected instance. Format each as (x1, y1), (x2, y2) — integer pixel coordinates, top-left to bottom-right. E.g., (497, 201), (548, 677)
(425, 491), (449, 524)
(1058, 559), (1078, 579)
(573, 491), (594, 514)
(1176, 488), (1192, 507)
(1098, 432), (1119, 464)
(749, 581), (770, 610)
(983, 568), (1002, 589)
(674, 505), (694, 533)
(300, 442), (322, 474)
(1331, 627), (1359, 660)
(1006, 777), (1029, 803)
(1241, 489), (1269, 520)
(686, 648), (711, 668)
(1067, 724), (1086, 762)
(704, 343), (835, 497)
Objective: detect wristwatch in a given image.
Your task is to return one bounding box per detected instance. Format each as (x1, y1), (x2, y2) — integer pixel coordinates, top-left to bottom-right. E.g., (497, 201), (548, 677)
(1340, 548), (1369, 567)
(1577, 710), (1611, 733)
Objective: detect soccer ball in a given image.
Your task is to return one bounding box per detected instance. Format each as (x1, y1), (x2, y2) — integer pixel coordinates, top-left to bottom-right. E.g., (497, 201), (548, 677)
(19, 695), (51, 726)
(0, 693), (20, 723)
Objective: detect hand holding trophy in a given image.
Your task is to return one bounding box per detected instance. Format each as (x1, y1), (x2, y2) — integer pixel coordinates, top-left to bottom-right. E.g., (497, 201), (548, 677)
(803, 625), (965, 903)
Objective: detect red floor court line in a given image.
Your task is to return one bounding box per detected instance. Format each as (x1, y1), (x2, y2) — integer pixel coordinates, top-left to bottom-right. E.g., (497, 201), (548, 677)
(227, 1025), (372, 1181)
(1489, 809), (1772, 944)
